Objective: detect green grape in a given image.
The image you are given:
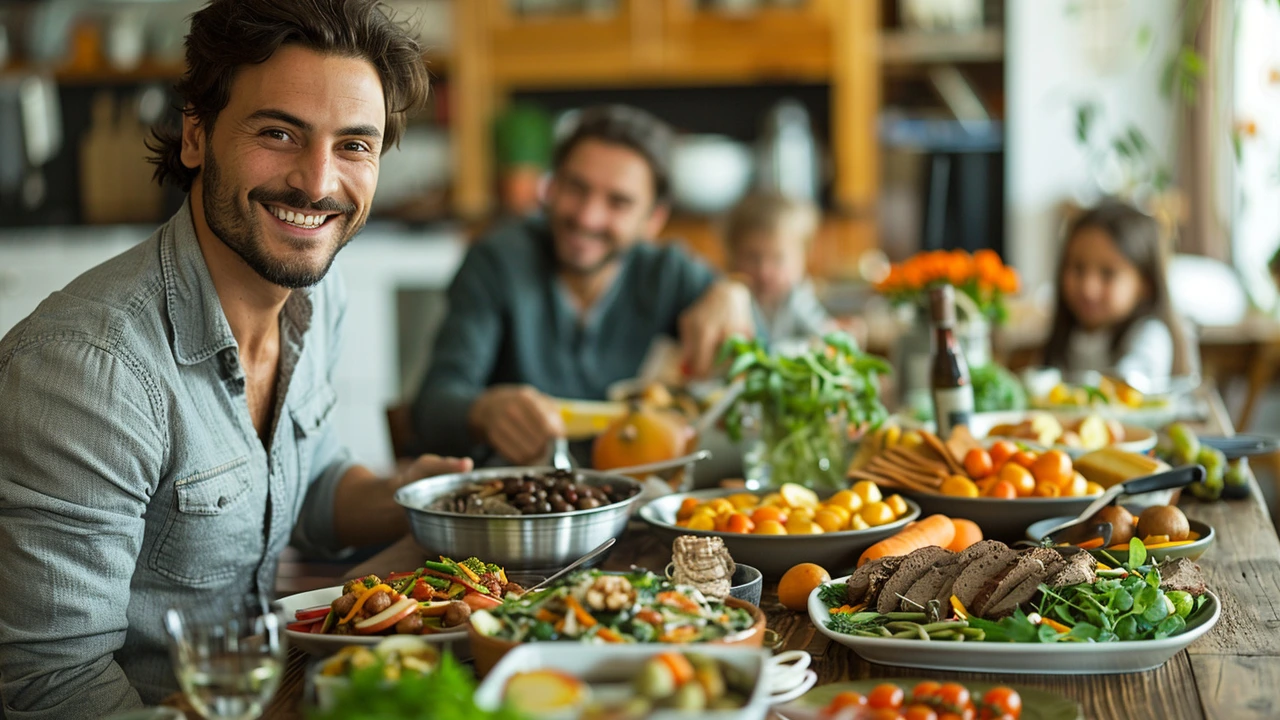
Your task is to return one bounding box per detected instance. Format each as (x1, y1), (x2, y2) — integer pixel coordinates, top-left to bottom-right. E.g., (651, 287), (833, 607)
(1224, 457), (1252, 500)
(1167, 423), (1201, 466)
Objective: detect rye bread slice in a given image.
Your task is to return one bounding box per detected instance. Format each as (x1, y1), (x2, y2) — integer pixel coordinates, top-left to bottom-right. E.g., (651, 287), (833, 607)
(971, 548), (1064, 618)
(951, 544), (1018, 610)
(930, 540), (1011, 607)
(900, 556), (961, 612)
(876, 546), (954, 614)
(1046, 550), (1097, 588)
(982, 552), (1067, 619)
(846, 557), (893, 605)
(1158, 558), (1207, 596)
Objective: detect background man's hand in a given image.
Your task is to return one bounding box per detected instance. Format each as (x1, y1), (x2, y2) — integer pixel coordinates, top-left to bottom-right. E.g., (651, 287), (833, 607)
(469, 384), (565, 464)
(679, 279), (755, 378)
(394, 454), (473, 489)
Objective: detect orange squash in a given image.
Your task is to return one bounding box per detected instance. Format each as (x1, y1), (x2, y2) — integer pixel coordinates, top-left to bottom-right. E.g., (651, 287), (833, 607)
(592, 405), (689, 475)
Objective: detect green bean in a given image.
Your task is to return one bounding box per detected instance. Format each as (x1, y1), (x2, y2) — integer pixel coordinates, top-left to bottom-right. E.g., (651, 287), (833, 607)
(961, 628), (985, 641)
(920, 621), (969, 633)
(883, 612), (928, 621)
(930, 630), (958, 640)
(885, 621), (921, 632)
(851, 629), (883, 638)
(948, 632), (966, 642)
(892, 629), (921, 639)
(877, 626), (894, 637)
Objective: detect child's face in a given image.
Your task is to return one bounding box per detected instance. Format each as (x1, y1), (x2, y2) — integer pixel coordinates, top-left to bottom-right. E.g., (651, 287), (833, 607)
(1061, 226), (1149, 332)
(729, 231), (807, 308)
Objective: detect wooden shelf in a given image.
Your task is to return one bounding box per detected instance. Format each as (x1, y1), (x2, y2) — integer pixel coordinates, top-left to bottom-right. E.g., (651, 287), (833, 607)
(879, 28), (1004, 65)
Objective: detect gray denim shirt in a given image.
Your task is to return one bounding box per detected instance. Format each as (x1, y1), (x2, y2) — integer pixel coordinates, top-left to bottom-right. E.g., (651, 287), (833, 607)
(0, 200), (357, 718)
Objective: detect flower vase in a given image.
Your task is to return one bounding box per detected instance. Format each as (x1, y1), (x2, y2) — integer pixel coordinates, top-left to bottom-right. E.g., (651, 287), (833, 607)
(742, 407), (848, 491)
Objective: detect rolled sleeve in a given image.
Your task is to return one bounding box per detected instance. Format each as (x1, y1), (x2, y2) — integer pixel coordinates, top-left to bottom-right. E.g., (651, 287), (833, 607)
(412, 247), (504, 458)
(0, 339), (163, 719)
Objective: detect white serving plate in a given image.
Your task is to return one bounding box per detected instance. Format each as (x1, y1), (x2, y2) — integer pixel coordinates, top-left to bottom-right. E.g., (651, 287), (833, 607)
(807, 575), (1220, 675)
(474, 644), (780, 720)
(966, 411), (1158, 458)
(273, 585), (470, 659)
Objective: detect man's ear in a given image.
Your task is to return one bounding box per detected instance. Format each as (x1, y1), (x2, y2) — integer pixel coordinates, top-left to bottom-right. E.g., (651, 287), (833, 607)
(642, 202), (671, 240)
(179, 111), (205, 173)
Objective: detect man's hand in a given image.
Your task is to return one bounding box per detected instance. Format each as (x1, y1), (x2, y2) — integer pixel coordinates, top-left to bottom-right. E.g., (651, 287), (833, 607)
(335, 453), (474, 547)
(468, 385), (565, 465)
(678, 279), (755, 378)
(394, 454), (474, 490)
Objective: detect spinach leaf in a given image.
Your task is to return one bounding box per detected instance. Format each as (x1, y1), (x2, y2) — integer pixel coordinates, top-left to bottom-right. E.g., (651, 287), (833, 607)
(1154, 615), (1186, 639)
(1115, 614), (1139, 641)
(1128, 537), (1147, 568)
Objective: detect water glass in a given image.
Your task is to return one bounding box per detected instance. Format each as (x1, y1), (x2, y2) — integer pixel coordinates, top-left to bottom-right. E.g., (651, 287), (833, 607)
(164, 601), (285, 720)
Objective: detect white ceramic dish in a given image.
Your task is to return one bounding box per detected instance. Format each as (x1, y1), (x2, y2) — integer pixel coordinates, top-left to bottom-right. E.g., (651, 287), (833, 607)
(807, 576), (1220, 675)
(474, 643), (797, 720)
(273, 586), (470, 658)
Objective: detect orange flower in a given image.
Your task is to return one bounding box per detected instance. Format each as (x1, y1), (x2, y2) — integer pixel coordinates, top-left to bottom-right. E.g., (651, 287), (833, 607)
(974, 249), (1003, 276)
(948, 250), (973, 286)
(995, 266), (1020, 294)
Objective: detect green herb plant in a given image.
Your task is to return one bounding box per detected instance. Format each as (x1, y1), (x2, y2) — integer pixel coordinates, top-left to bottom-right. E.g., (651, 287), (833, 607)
(309, 652), (526, 720)
(721, 333), (890, 489)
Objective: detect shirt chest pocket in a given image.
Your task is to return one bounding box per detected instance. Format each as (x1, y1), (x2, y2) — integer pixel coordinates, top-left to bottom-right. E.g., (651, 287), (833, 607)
(149, 456), (264, 587)
(290, 383), (337, 483)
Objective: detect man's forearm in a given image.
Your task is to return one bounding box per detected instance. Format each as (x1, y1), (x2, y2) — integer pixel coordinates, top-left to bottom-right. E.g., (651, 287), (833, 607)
(331, 465), (407, 548)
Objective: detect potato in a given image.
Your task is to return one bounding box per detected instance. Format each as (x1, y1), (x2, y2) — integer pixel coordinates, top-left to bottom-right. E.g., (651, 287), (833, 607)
(1077, 415), (1111, 451)
(1090, 505), (1136, 546)
(1137, 505), (1190, 542)
(1029, 414), (1065, 446)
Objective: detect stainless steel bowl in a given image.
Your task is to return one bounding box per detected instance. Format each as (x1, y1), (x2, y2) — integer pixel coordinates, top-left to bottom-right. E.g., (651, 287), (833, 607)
(394, 467), (643, 572)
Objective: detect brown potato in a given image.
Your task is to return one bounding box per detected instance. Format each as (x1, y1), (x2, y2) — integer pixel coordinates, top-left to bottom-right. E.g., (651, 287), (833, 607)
(1137, 505), (1190, 542)
(1090, 505), (1136, 546)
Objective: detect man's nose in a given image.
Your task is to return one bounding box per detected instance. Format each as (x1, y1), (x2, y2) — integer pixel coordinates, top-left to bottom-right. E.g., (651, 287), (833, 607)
(287, 144), (341, 205)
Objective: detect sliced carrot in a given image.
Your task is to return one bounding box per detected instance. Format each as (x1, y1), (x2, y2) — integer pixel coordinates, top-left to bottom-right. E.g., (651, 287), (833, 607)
(554, 618), (566, 633)
(654, 652), (695, 685)
(596, 627), (624, 643)
(636, 609), (664, 626)
(658, 626), (699, 643)
(657, 591), (701, 614)
(564, 596), (597, 627)
(535, 608), (562, 624)
(1040, 617), (1071, 634)
(1075, 537), (1106, 550)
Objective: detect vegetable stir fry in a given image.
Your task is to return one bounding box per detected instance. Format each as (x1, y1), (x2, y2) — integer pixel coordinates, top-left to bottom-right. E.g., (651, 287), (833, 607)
(471, 569), (754, 644)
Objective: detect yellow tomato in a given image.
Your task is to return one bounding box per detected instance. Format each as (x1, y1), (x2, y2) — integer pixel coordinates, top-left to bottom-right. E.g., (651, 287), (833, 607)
(754, 519), (788, 535)
(939, 475), (979, 498)
(883, 493), (909, 517)
(1061, 472), (1088, 497)
(788, 506), (816, 523)
(813, 509), (847, 533)
(900, 431), (924, 449)
(860, 501), (895, 527)
(849, 514), (871, 531)
(760, 492), (786, 508)
(785, 518), (824, 535)
(820, 503), (852, 523)
(727, 493), (759, 510)
(851, 480), (883, 505)
(1084, 481), (1105, 496)
(780, 483), (820, 509)
(707, 498), (735, 516)
(686, 514), (716, 531)
(827, 489), (864, 513)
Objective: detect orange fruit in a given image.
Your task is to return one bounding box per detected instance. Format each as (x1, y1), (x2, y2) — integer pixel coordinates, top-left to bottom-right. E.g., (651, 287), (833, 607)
(754, 519), (787, 535)
(1010, 450), (1038, 469)
(1084, 480), (1105, 496)
(778, 563), (831, 611)
(751, 506), (788, 526)
(947, 518), (983, 552)
(1061, 472), (1088, 497)
(999, 463), (1035, 497)
(963, 448), (994, 479)
(813, 509), (846, 533)
(727, 492), (760, 510)
(984, 479), (1018, 500)
(940, 475), (980, 498)
(1033, 481), (1061, 498)
(592, 406), (688, 473)
(860, 501), (896, 526)
(724, 512), (755, 534)
(686, 514), (716, 531)
(1032, 450), (1073, 487)
(988, 440), (1018, 469)
(676, 497), (701, 521)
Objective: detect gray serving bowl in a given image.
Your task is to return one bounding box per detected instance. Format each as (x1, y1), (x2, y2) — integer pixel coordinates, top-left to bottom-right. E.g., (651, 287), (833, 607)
(640, 489), (921, 579)
(395, 467), (643, 573)
(730, 564), (763, 606)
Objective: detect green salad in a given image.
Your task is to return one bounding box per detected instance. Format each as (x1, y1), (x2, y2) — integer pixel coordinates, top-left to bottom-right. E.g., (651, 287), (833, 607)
(470, 570), (754, 644)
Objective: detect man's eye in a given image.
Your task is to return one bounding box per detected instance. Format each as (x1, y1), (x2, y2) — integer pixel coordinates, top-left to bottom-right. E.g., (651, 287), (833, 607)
(264, 129), (291, 142)
(343, 142), (371, 153)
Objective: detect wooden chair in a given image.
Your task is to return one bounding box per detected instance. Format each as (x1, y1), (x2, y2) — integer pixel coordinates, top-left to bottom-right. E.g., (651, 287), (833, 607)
(385, 402), (421, 461)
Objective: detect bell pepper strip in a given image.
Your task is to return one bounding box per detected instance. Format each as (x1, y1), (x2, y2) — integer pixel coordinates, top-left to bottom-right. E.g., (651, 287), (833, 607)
(286, 618), (323, 633)
(354, 597), (417, 635)
(410, 579), (435, 601)
(1075, 537), (1106, 550)
(535, 609), (564, 624)
(1143, 540), (1196, 549)
(950, 595), (970, 620)
(658, 626), (699, 643)
(293, 606), (331, 622)
(309, 621), (327, 634)
(419, 567), (489, 595)
(564, 596), (597, 627)
(636, 609), (664, 626)
(386, 571), (417, 582)
(338, 583), (393, 624)
(456, 563), (481, 584)
(656, 592), (701, 614)
(463, 592), (503, 611)
(1040, 616), (1072, 634)
(499, 568), (508, 584)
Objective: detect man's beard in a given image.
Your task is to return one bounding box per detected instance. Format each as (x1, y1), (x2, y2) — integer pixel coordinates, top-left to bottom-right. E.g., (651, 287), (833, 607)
(550, 216), (623, 276)
(202, 151), (360, 289)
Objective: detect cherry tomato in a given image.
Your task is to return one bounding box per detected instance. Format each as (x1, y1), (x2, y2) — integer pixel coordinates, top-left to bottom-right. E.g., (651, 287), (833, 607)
(963, 448), (994, 479)
(904, 704), (939, 720)
(983, 687), (1022, 718)
(868, 683), (906, 710)
(867, 710), (903, 720)
(940, 710), (975, 720)
(987, 440), (1018, 469)
(912, 681), (942, 705)
(937, 684), (971, 713)
(984, 480), (1018, 500)
(1010, 450), (1038, 469)
(824, 691), (868, 715)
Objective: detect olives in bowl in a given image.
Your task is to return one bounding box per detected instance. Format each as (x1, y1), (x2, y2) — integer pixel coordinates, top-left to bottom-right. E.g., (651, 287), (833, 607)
(428, 469), (637, 516)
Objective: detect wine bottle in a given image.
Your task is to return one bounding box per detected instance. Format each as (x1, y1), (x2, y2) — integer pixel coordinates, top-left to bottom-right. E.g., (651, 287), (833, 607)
(929, 285), (974, 438)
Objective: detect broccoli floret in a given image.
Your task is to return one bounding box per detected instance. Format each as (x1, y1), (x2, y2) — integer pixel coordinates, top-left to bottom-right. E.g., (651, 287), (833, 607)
(460, 557), (488, 576)
(486, 563), (502, 575)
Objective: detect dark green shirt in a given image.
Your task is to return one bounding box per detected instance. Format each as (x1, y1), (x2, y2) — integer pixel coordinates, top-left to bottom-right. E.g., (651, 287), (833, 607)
(412, 217), (716, 459)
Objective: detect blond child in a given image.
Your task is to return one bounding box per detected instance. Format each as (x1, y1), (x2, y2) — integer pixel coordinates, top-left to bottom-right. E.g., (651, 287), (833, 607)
(724, 193), (835, 349)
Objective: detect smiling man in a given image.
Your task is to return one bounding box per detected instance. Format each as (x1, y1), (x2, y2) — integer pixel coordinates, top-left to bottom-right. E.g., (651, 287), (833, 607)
(0, 2), (462, 717)
(412, 106), (757, 465)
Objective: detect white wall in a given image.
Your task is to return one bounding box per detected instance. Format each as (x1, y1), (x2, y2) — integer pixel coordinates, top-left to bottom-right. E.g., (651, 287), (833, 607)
(1232, 0), (1280, 311)
(1006, 0), (1180, 296)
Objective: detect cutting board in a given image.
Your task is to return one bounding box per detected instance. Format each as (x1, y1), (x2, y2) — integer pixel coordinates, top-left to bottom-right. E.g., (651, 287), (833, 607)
(80, 92), (163, 224)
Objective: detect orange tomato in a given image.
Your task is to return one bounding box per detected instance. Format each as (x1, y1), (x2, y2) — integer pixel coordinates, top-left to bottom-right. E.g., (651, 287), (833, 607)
(998, 463), (1036, 497)
(751, 506), (788, 526)
(867, 683), (906, 710)
(754, 519), (787, 535)
(982, 687), (1022, 718)
(1032, 450), (1073, 487)
(947, 518), (984, 552)
(676, 497), (701, 521)
(1060, 472), (1088, 497)
(911, 681), (942, 704)
(1009, 451), (1038, 470)
(988, 440), (1018, 469)
(1033, 481), (1061, 498)
(813, 509), (846, 533)
(984, 479), (1018, 500)
(905, 705), (940, 720)
(940, 475), (980, 498)
(724, 512), (755, 534)
(825, 691), (868, 714)
(963, 448), (994, 479)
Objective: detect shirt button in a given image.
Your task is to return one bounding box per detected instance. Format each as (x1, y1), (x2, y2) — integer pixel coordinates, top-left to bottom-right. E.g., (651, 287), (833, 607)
(217, 496), (229, 508)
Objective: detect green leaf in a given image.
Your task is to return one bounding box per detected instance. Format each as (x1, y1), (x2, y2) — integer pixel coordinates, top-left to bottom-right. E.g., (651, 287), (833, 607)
(1110, 589), (1134, 614)
(1143, 593), (1170, 623)
(726, 350), (758, 379)
(1067, 622), (1101, 641)
(1115, 614), (1139, 641)
(1134, 586), (1160, 616)
(1128, 537), (1147, 569)
(1075, 103), (1097, 143)
(1155, 615), (1186, 639)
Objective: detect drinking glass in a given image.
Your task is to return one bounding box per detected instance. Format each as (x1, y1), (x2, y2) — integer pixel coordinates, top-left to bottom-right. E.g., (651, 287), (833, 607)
(164, 599), (285, 720)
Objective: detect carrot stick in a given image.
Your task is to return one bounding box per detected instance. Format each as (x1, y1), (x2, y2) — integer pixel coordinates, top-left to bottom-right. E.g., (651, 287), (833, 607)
(857, 514), (957, 566)
(564, 596), (597, 628)
(1076, 537), (1106, 550)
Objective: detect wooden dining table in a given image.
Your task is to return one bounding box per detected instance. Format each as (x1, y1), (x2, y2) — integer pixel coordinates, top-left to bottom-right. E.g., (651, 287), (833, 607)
(265, 387), (1280, 720)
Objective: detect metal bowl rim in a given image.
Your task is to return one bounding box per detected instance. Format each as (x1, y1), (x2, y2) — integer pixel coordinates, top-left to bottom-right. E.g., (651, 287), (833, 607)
(395, 466), (644, 520)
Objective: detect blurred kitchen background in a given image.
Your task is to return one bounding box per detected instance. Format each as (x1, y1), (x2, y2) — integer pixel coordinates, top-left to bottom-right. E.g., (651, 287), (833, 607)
(2, 0), (1279, 476)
